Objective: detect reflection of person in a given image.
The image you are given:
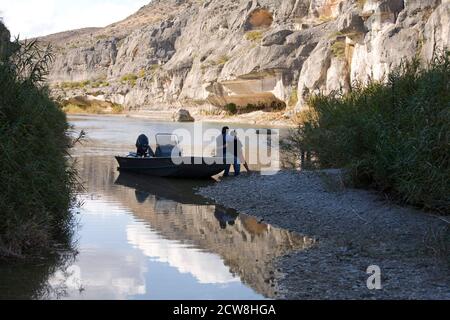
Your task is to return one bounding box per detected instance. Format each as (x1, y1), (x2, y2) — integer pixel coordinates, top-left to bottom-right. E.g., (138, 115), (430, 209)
(214, 206), (238, 230)
(229, 131), (251, 176)
(135, 190), (150, 204)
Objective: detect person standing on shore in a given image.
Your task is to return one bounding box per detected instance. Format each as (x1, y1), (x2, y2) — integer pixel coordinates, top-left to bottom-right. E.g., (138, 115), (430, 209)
(229, 130), (251, 176)
(216, 126), (233, 176)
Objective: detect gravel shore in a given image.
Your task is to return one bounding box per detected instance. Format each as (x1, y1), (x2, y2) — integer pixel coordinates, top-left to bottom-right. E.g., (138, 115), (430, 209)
(197, 170), (450, 299)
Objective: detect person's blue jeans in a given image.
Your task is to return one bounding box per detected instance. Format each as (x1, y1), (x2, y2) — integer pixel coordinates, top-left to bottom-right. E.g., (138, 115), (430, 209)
(224, 158), (240, 176)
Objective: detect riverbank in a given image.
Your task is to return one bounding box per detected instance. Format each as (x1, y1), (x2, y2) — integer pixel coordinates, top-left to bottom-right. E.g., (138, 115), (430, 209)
(197, 170), (450, 299)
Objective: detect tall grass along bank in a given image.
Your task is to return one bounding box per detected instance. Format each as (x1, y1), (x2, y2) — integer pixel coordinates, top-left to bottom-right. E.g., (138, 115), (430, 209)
(0, 23), (77, 258)
(286, 53), (449, 213)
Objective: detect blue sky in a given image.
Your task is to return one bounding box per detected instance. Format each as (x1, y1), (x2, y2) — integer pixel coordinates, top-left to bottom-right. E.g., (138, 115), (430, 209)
(0, 0), (150, 39)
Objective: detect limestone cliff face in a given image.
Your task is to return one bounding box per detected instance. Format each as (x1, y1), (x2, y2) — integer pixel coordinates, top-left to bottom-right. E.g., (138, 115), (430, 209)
(41, 0), (450, 115)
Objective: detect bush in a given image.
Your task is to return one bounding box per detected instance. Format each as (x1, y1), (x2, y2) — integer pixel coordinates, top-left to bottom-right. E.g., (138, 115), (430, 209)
(61, 97), (124, 115)
(331, 41), (346, 58)
(149, 64), (160, 74)
(0, 35), (77, 258)
(357, 0), (367, 9)
(121, 73), (138, 86)
(60, 80), (91, 89)
(111, 103), (124, 114)
(287, 53), (450, 212)
(91, 81), (109, 88)
(288, 88), (298, 107)
(224, 103), (238, 114)
(62, 103), (103, 114)
(216, 55), (229, 65)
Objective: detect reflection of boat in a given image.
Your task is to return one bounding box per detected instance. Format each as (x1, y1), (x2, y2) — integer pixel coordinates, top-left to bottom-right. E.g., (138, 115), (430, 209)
(116, 134), (226, 179)
(115, 172), (215, 205)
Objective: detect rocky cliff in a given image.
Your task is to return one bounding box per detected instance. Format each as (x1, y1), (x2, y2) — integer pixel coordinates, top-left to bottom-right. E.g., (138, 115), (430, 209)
(40, 0), (450, 117)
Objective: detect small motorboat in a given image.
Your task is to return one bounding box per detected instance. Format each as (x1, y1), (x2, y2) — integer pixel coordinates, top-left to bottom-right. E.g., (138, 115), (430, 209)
(116, 133), (226, 179)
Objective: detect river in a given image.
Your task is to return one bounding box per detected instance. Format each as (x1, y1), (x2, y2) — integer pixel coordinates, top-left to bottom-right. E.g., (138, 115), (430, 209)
(0, 115), (312, 300)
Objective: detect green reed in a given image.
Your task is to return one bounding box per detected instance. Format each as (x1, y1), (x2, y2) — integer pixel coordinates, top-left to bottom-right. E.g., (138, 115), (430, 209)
(286, 52), (450, 213)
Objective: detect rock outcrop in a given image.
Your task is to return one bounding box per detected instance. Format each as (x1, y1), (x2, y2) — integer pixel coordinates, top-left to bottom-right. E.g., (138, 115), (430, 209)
(173, 108), (195, 122)
(39, 0), (450, 115)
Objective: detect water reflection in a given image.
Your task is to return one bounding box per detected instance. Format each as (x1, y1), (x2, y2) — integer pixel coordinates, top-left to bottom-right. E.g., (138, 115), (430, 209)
(0, 155), (313, 300)
(0, 250), (77, 300)
(214, 207), (237, 230)
(0, 112), (310, 300)
(93, 156), (313, 299)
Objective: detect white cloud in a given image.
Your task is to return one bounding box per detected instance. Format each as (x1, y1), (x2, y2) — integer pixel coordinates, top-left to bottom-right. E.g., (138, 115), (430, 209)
(127, 222), (240, 285)
(0, 0), (150, 39)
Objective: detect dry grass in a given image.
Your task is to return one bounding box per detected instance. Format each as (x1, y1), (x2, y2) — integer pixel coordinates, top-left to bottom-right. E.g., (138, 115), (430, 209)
(216, 55), (230, 65)
(245, 31), (263, 42)
(288, 88), (298, 107)
(357, 0), (367, 9)
(62, 101), (124, 115)
(331, 41), (346, 58)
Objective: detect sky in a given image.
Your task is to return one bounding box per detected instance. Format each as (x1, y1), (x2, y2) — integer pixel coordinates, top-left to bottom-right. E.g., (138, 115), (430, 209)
(0, 0), (150, 39)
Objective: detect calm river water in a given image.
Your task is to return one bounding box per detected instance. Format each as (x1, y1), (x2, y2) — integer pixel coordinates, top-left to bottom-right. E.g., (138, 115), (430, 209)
(0, 115), (311, 300)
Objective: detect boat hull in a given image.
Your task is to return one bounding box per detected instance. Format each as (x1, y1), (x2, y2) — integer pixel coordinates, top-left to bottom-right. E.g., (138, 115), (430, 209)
(115, 156), (226, 179)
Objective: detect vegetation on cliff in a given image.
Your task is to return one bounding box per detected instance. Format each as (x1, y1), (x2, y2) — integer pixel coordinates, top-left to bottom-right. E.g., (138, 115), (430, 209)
(286, 53), (450, 213)
(0, 27), (77, 258)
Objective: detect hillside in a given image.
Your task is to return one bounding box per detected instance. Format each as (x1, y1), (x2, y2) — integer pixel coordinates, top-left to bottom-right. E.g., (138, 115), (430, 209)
(39, 0), (450, 118)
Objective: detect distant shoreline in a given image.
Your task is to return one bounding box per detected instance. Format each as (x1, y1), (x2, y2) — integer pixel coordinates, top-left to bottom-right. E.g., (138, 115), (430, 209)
(65, 110), (296, 128)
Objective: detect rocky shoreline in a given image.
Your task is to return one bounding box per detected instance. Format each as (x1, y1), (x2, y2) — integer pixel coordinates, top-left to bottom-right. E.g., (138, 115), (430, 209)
(197, 170), (450, 299)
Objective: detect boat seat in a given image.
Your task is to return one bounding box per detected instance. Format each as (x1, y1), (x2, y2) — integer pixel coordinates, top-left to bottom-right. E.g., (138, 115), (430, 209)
(155, 144), (182, 158)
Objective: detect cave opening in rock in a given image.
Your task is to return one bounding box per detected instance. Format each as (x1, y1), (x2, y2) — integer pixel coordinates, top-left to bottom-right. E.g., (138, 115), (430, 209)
(246, 9), (273, 30)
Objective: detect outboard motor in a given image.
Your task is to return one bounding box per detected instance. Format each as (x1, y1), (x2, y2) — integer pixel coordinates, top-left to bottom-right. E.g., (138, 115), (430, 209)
(135, 134), (154, 157)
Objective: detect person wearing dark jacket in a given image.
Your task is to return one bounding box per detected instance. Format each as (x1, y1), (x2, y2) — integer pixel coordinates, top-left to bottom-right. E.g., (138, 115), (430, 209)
(135, 134), (154, 157)
(216, 126), (232, 176)
(229, 130), (251, 176)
